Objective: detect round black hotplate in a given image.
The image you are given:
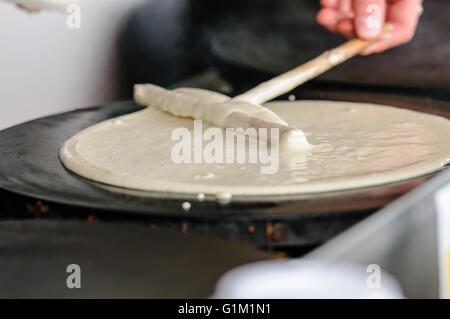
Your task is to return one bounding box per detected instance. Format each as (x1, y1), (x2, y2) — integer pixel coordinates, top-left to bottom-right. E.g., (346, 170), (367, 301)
(1, 90), (448, 250)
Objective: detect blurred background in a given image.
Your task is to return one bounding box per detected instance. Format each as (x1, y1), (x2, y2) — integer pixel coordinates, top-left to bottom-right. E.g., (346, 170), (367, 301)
(1, 0), (448, 127)
(0, 0), (147, 129)
(0, 0), (331, 129)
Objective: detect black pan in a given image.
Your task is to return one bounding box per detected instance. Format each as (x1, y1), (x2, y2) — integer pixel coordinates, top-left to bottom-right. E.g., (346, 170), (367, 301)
(0, 220), (272, 298)
(1, 90), (448, 251)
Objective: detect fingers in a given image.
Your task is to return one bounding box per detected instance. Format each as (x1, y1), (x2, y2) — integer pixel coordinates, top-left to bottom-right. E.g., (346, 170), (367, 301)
(353, 0), (386, 39)
(338, 0), (353, 18)
(317, 0), (380, 37)
(317, 0), (422, 55)
(321, 0), (339, 7)
(360, 0), (422, 55)
(337, 18), (355, 38)
(316, 7), (341, 32)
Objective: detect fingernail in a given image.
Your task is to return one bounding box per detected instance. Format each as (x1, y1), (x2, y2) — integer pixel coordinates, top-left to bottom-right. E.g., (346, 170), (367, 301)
(417, 5), (424, 16)
(356, 16), (382, 38)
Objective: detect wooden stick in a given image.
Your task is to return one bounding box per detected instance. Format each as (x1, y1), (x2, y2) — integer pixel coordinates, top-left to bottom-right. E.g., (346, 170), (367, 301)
(233, 24), (393, 105)
(134, 24), (393, 149)
(225, 111), (293, 135)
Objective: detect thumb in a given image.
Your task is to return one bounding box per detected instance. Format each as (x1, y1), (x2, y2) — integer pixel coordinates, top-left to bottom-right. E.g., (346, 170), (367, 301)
(353, 0), (386, 39)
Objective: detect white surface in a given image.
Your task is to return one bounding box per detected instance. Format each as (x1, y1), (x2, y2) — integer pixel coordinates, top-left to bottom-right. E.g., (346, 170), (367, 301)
(211, 259), (404, 299)
(0, 0), (147, 129)
(435, 182), (450, 298)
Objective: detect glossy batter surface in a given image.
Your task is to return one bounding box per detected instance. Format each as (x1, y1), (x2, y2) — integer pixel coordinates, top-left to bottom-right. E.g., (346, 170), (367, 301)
(60, 100), (450, 199)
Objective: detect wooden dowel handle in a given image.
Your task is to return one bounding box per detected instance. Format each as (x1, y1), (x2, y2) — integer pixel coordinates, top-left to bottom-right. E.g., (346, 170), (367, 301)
(233, 24), (393, 105)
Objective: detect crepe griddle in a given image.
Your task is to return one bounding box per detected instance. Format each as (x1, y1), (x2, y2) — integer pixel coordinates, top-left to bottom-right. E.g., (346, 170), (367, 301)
(0, 89), (448, 251)
(0, 220), (272, 298)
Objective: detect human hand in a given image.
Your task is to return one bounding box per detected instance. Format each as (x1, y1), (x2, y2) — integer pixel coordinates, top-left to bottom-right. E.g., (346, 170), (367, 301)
(317, 0), (423, 55)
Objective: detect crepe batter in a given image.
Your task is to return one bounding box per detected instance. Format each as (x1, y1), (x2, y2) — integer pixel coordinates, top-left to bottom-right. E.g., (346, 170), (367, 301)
(134, 85), (312, 153)
(60, 100), (450, 200)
